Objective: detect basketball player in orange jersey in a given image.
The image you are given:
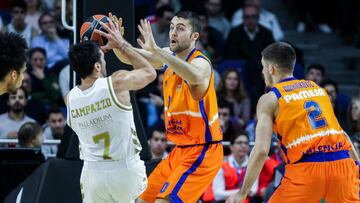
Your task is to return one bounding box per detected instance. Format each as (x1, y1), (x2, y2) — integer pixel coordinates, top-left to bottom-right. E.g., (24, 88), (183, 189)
(99, 11), (224, 203)
(227, 42), (360, 203)
(0, 32), (27, 95)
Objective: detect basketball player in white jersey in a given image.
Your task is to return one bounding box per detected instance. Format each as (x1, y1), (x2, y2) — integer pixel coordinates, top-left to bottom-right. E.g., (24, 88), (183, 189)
(66, 18), (156, 203)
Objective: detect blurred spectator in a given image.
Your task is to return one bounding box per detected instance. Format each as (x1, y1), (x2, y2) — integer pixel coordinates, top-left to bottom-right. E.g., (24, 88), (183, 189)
(149, 5), (174, 48)
(3, 0), (38, 47)
(205, 0), (231, 39)
(42, 107), (65, 156)
(210, 133), (258, 202)
(224, 3), (274, 113)
(149, 127), (168, 160)
(320, 79), (350, 131)
(24, 0), (43, 32)
(348, 84), (360, 136)
(27, 47), (63, 107)
(217, 69), (251, 126)
(231, 0), (284, 41)
(218, 98), (242, 142)
(156, 0), (181, 13)
(0, 14), (4, 31)
(305, 64), (325, 85)
(31, 12), (69, 69)
(53, 0), (72, 40)
(21, 71), (48, 124)
(0, 87), (36, 139)
(197, 12), (225, 63)
(291, 0), (333, 33)
(18, 121), (43, 148)
(58, 64), (70, 98)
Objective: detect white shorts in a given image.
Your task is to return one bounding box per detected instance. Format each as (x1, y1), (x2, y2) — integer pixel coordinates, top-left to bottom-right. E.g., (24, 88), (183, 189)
(80, 154), (147, 203)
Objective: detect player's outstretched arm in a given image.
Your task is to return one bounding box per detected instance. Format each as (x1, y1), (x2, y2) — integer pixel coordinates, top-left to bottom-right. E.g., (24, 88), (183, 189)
(95, 18), (156, 91)
(137, 19), (211, 88)
(226, 92), (277, 203)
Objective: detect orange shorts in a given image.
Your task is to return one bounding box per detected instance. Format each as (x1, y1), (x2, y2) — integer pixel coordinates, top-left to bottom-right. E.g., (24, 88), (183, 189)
(269, 151), (359, 203)
(139, 143), (223, 203)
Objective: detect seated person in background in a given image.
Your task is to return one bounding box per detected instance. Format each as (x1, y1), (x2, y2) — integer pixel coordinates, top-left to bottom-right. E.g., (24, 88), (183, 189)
(349, 84), (360, 136)
(3, 0), (38, 47)
(18, 121), (43, 148)
(27, 47), (63, 107)
(204, 133), (258, 203)
(0, 87), (35, 139)
(320, 79), (350, 131)
(42, 107), (65, 156)
(218, 98), (243, 142)
(31, 12), (69, 70)
(149, 127), (168, 160)
(217, 68), (251, 126)
(231, 0), (284, 41)
(305, 63), (325, 85)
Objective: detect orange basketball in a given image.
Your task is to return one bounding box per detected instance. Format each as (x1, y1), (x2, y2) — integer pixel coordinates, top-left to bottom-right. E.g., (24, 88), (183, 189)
(80, 14), (112, 46)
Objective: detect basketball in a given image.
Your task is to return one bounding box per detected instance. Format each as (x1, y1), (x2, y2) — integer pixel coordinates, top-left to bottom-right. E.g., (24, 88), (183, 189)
(80, 14), (112, 46)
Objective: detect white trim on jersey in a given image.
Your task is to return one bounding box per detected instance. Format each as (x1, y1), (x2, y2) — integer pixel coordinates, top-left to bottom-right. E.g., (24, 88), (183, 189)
(286, 129), (345, 149)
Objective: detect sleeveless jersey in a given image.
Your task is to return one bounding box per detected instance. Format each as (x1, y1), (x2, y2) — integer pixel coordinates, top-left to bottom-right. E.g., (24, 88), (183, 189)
(7, 23), (32, 46)
(271, 77), (352, 164)
(162, 48), (222, 145)
(66, 77), (142, 161)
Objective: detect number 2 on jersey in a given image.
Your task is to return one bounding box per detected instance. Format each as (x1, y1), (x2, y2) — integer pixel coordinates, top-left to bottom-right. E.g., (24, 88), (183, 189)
(93, 132), (111, 160)
(304, 100), (327, 129)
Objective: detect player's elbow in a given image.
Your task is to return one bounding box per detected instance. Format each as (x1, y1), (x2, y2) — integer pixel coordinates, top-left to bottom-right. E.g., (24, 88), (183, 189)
(254, 145), (270, 157)
(144, 68), (157, 83)
(188, 73), (204, 85)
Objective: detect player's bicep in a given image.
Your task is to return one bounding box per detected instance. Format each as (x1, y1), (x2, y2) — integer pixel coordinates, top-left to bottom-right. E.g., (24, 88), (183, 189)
(189, 57), (212, 84)
(112, 69), (154, 91)
(254, 93), (278, 152)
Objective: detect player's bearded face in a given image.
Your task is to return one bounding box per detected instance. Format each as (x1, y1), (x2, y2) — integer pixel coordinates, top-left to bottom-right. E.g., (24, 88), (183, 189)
(169, 17), (193, 53)
(8, 66), (26, 94)
(261, 58), (273, 87)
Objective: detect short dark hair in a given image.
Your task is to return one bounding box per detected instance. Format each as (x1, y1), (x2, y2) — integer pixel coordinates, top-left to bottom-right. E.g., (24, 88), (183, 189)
(47, 106), (64, 119)
(230, 131), (249, 145)
(156, 5), (174, 18)
(0, 32), (27, 81)
(18, 122), (42, 147)
(261, 42), (296, 73)
(320, 79), (338, 93)
(38, 11), (54, 27)
(11, 0), (27, 11)
(243, 2), (260, 14)
(149, 126), (166, 139)
(68, 41), (101, 79)
(7, 86), (28, 101)
(307, 64), (325, 76)
(174, 10), (202, 33)
(28, 47), (47, 59)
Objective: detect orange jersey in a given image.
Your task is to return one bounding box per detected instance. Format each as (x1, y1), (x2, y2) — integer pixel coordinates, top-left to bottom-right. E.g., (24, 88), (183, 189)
(271, 77), (352, 164)
(162, 48), (222, 145)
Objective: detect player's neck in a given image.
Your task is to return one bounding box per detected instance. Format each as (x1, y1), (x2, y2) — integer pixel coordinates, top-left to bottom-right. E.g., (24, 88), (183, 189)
(274, 73), (294, 84)
(79, 75), (101, 90)
(175, 46), (195, 61)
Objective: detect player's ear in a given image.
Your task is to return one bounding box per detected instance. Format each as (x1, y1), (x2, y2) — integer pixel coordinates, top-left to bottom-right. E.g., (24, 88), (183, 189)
(269, 65), (275, 75)
(191, 32), (199, 41)
(94, 62), (101, 72)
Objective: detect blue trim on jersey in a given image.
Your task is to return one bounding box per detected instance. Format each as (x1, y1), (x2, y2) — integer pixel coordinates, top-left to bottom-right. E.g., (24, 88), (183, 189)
(298, 150), (349, 163)
(185, 48), (196, 62)
(271, 87), (282, 99)
(277, 134), (290, 163)
(170, 145), (209, 202)
(163, 64), (168, 73)
(279, 77), (297, 83)
(199, 100), (212, 142)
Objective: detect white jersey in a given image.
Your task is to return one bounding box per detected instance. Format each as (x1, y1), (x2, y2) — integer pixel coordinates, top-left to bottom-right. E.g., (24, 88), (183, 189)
(66, 77), (142, 162)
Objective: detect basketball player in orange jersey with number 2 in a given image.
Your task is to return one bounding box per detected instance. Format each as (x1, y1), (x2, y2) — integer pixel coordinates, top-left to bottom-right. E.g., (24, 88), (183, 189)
(227, 42), (360, 203)
(104, 11), (223, 203)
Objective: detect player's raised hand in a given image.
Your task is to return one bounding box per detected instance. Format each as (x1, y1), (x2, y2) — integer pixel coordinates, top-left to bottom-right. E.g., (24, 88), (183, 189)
(109, 13), (124, 36)
(137, 19), (159, 53)
(94, 14), (125, 52)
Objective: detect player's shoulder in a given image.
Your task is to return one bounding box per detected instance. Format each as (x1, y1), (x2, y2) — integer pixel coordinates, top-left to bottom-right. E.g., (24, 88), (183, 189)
(257, 91), (278, 113)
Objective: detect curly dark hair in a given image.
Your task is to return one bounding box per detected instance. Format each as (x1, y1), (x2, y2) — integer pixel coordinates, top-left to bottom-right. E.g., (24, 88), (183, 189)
(0, 32), (28, 81)
(68, 41), (101, 79)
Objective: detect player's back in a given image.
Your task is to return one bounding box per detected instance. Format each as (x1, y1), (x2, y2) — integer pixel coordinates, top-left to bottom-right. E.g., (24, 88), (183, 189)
(66, 77), (141, 161)
(271, 77), (352, 164)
